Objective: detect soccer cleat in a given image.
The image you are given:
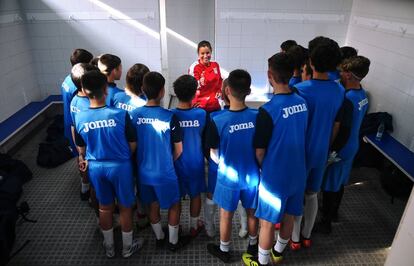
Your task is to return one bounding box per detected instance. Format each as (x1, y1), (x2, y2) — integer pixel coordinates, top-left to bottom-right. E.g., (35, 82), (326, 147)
(302, 237), (312, 248)
(168, 235), (192, 252)
(270, 247), (283, 264)
(80, 190), (90, 201)
(246, 243), (258, 256)
(274, 223), (281, 230)
(122, 238), (145, 258)
(205, 222), (216, 238)
(289, 240), (301, 251)
(242, 253), (268, 266)
(103, 241), (115, 258)
(207, 243), (231, 263)
(190, 223), (205, 238)
(239, 228), (248, 238)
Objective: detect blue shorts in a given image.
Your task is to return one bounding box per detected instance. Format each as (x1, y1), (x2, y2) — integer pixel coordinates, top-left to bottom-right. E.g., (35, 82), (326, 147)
(213, 182), (257, 212)
(207, 159), (218, 194)
(322, 159), (353, 192)
(179, 177), (206, 198)
(88, 160), (135, 208)
(255, 185), (305, 224)
(306, 166), (326, 192)
(139, 181), (180, 209)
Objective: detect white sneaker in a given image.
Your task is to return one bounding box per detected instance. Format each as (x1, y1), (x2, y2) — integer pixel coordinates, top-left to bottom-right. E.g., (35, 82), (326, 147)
(122, 238), (145, 258)
(205, 222), (215, 238)
(239, 228), (248, 238)
(103, 241), (115, 258)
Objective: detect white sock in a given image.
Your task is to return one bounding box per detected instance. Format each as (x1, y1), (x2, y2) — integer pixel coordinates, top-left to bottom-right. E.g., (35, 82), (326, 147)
(122, 230), (133, 250)
(302, 193), (318, 239)
(258, 246), (270, 265)
(168, 224), (179, 245)
(204, 198), (216, 226)
(237, 201), (248, 231)
(151, 221), (164, 240)
(81, 181), (90, 193)
(190, 216), (199, 229)
(292, 215), (302, 242)
(248, 234), (258, 246)
(102, 228), (114, 246)
(274, 234), (289, 253)
(220, 240), (230, 252)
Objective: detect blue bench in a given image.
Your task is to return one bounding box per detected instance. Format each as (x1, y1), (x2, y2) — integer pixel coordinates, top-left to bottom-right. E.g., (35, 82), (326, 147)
(364, 133), (414, 182)
(0, 95), (62, 147)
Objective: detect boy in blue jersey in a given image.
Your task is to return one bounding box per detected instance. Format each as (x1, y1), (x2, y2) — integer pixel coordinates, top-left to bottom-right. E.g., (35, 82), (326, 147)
(206, 69), (259, 263)
(317, 56), (370, 234)
(280, 39), (297, 53)
(171, 74), (207, 238)
(286, 45), (306, 88)
(69, 63), (98, 201)
(131, 72), (191, 251)
(328, 46), (358, 81)
(114, 63), (149, 114)
(291, 37), (344, 250)
(74, 70), (144, 258)
(242, 53), (308, 266)
(61, 49), (93, 155)
(98, 54), (123, 106)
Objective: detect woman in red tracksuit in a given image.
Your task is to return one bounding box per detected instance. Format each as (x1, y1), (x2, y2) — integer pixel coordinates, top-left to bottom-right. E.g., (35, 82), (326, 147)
(188, 40), (223, 112)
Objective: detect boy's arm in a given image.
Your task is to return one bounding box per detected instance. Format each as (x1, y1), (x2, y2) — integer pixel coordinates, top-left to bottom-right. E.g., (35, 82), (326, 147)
(331, 98), (353, 151)
(171, 115), (183, 161)
(124, 113), (137, 154)
(330, 99), (346, 147)
(254, 108), (273, 167)
(74, 130), (87, 172)
(206, 119), (220, 164)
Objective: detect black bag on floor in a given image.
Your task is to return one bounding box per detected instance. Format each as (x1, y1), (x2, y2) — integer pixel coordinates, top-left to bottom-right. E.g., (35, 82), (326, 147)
(380, 162), (413, 203)
(37, 138), (73, 168)
(0, 153), (33, 184)
(46, 115), (65, 142)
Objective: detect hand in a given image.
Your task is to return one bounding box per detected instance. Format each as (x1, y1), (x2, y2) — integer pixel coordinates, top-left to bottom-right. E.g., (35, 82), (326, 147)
(78, 155), (88, 172)
(192, 101), (201, 108)
(215, 92), (221, 99)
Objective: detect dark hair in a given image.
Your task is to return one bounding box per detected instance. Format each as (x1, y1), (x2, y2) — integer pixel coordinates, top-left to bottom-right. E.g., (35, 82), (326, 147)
(308, 36), (330, 54)
(303, 59), (313, 78)
(126, 64), (150, 95)
(98, 54), (121, 76)
(90, 56), (101, 67)
(227, 69), (251, 101)
(340, 55), (370, 80)
(286, 45), (306, 71)
(81, 70), (107, 99)
(70, 49), (93, 66)
(221, 78), (230, 104)
(268, 52), (294, 84)
(280, 40), (297, 52)
(142, 72), (165, 100)
(173, 75), (198, 102)
(340, 46), (358, 61)
(71, 63), (99, 91)
(309, 38), (341, 72)
(197, 40), (212, 53)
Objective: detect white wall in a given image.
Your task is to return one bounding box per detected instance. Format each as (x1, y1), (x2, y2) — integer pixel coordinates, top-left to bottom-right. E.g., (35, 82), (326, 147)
(19, 0), (161, 98)
(0, 0), (40, 123)
(346, 0), (414, 149)
(215, 0), (353, 90)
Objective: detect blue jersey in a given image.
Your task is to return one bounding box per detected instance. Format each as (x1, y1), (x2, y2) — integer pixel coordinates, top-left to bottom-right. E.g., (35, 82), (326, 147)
(208, 108), (260, 189)
(74, 106), (134, 161)
(70, 95), (89, 126)
(289, 76), (302, 89)
(328, 70), (340, 81)
(61, 74), (77, 139)
(113, 92), (146, 116)
(296, 79), (345, 168)
(338, 88), (368, 160)
(106, 82), (123, 106)
(171, 108), (207, 183)
(131, 106), (182, 186)
(255, 93), (308, 195)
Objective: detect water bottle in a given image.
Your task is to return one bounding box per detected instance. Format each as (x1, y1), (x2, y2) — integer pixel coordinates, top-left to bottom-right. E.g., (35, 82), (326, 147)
(376, 121), (385, 141)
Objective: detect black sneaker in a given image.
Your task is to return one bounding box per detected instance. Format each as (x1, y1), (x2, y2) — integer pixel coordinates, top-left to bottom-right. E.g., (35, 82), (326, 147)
(246, 243), (258, 256)
(80, 190), (90, 201)
(155, 227), (169, 248)
(207, 243), (231, 263)
(168, 235), (192, 252)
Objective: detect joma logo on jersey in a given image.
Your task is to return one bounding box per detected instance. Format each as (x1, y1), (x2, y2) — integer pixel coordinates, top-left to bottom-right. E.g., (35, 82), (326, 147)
(282, 104), (307, 119)
(358, 98), (368, 110)
(179, 120), (200, 128)
(83, 119), (116, 132)
(70, 106), (80, 113)
(229, 122), (254, 133)
(117, 102), (136, 112)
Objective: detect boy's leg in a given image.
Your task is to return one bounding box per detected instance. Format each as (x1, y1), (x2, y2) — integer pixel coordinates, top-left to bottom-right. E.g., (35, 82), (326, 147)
(237, 201), (248, 238)
(119, 205), (145, 258)
(168, 201), (180, 244)
(190, 195), (204, 237)
(258, 219), (274, 265)
(246, 208), (258, 255)
(204, 192), (217, 237)
(273, 214), (294, 262)
(100, 203), (115, 258)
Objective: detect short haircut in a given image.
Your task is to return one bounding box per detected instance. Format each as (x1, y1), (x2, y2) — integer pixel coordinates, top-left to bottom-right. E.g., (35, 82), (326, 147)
(142, 72), (165, 100)
(173, 75), (198, 102)
(308, 36), (330, 54)
(340, 46), (358, 61)
(280, 40), (297, 52)
(227, 69), (251, 101)
(309, 38), (341, 72)
(268, 52), (294, 84)
(303, 59), (313, 78)
(81, 70), (107, 99)
(287, 45), (306, 71)
(70, 49), (93, 66)
(71, 63), (99, 91)
(126, 63), (150, 95)
(221, 78), (230, 104)
(340, 55), (370, 80)
(90, 56), (100, 67)
(197, 40), (212, 53)
(98, 54), (121, 76)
